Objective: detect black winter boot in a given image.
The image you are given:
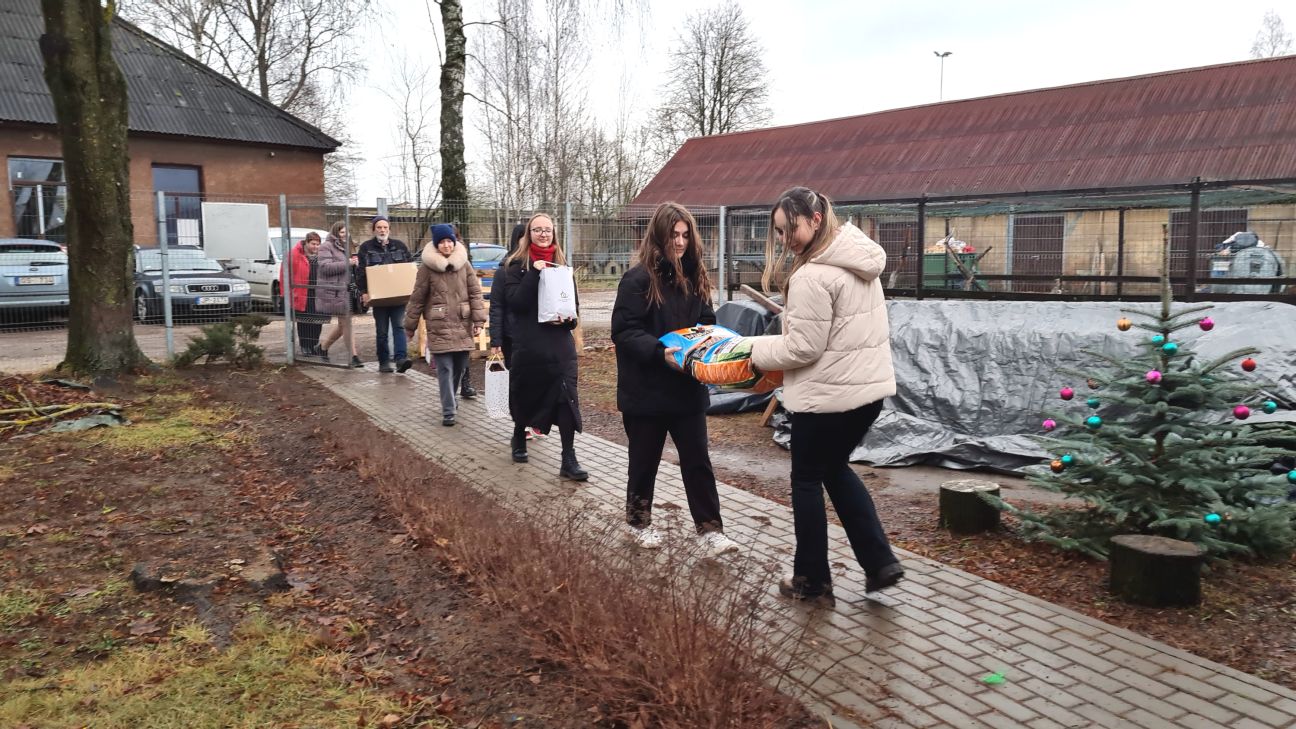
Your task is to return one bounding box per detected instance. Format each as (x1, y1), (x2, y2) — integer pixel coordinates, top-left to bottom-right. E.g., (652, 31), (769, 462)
(559, 449), (588, 481)
(511, 429), (528, 464)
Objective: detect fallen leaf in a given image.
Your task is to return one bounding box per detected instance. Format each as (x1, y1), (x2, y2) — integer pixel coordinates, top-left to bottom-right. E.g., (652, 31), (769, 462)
(378, 714), (401, 728)
(25, 524), (48, 535)
(528, 674), (541, 684)
(63, 586), (98, 598)
(129, 619), (160, 636)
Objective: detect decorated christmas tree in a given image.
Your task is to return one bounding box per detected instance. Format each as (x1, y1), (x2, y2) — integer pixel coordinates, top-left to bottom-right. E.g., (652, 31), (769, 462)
(999, 252), (1296, 560)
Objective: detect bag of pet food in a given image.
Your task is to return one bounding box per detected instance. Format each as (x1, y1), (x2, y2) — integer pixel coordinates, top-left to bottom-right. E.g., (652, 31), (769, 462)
(659, 325), (783, 393)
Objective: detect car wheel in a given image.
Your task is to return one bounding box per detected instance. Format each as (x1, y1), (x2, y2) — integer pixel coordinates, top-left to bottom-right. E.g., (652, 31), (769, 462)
(270, 283), (282, 312)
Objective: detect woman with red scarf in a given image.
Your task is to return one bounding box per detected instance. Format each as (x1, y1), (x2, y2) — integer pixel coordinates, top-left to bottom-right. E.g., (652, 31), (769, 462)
(500, 212), (587, 481)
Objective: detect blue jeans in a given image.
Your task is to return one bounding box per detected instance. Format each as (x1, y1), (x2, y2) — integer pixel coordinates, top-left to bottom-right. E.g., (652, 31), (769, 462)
(371, 304), (407, 364)
(789, 400), (895, 591)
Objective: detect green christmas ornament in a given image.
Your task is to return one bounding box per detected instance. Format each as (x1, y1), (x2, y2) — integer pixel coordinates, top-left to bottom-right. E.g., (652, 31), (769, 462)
(1085, 415), (1103, 430)
(1204, 513), (1222, 525)
(1060, 454), (1075, 465)
(1086, 397), (1100, 409)
(1151, 334), (1166, 345)
(1262, 401), (1278, 414)
(1162, 342), (1179, 355)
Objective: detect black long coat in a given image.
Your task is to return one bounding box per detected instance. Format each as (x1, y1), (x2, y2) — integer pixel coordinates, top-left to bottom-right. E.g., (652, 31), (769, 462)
(502, 259), (581, 432)
(611, 261), (717, 417)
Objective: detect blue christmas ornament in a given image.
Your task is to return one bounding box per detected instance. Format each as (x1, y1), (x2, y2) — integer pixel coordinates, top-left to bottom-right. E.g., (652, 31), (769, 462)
(1289, 470), (1296, 485)
(1060, 454), (1075, 465)
(1262, 401), (1278, 414)
(1162, 342), (1179, 355)
(1204, 513), (1222, 525)
(1085, 415), (1103, 430)
(1151, 334), (1166, 345)
(1086, 397), (1100, 409)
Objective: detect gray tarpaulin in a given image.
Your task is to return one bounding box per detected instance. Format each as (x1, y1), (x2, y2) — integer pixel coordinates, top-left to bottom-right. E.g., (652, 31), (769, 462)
(772, 299), (1296, 473)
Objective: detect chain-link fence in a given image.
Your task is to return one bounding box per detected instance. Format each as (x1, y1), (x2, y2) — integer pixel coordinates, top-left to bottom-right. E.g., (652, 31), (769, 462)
(2, 184), (1292, 374)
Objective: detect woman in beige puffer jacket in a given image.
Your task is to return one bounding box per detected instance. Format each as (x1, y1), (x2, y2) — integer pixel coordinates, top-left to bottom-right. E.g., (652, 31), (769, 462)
(404, 227), (486, 426)
(749, 186), (903, 607)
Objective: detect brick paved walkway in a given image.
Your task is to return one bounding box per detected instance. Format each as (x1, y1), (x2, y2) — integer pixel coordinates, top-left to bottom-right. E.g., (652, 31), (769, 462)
(306, 364), (1296, 729)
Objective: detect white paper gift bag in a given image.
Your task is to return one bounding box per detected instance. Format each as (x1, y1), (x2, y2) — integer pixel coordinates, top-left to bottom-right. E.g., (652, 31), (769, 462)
(484, 358), (510, 419)
(538, 265), (578, 323)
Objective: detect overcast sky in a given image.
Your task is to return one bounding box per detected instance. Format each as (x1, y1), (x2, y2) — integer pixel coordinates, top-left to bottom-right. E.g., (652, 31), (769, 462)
(346, 0), (1290, 202)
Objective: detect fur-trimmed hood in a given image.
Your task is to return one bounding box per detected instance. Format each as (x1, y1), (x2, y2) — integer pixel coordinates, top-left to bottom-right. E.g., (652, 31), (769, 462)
(421, 242), (469, 272)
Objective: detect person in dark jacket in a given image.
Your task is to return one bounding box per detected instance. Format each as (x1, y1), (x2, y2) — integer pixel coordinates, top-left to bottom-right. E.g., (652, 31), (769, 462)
(356, 215), (414, 373)
(611, 202), (738, 557)
(489, 223), (527, 367)
(501, 212), (586, 480)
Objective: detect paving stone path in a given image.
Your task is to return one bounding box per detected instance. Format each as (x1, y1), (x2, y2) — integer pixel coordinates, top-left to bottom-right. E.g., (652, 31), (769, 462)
(306, 364), (1296, 729)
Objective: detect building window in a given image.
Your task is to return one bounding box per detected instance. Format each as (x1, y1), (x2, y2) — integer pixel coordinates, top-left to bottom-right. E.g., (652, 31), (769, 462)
(8, 157), (68, 244)
(1011, 214), (1064, 293)
(152, 165), (203, 247)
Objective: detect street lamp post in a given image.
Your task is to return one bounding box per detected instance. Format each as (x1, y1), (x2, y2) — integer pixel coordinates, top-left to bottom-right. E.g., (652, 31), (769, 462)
(934, 51), (952, 100)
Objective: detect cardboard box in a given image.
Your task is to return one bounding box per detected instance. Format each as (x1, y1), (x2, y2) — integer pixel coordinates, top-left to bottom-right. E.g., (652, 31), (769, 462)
(366, 262), (418, 306)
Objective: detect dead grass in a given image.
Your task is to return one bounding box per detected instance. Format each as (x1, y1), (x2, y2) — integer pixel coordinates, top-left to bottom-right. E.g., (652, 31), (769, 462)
(334, 431), (819, 729)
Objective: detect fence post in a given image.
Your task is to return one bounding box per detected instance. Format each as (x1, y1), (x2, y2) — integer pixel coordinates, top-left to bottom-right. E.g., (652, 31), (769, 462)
(916, 198), (927, 301)
(718, 205), (728, 302)
(280, 194), (294, 364)
(155, 191), (175, 360)
(1116, 208), (1126, 299)
(1186, 179), (1202, 302)
(564, 201), (573, 264)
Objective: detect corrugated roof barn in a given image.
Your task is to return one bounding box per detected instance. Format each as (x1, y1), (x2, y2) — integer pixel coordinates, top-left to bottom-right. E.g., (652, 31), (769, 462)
(631, 55), (1296, 209)
(0, 0), (338, 151)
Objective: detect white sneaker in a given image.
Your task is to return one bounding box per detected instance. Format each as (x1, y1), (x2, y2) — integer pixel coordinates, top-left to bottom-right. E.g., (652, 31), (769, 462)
(626, 525), (663, 549)
(698, 531), (740, 558)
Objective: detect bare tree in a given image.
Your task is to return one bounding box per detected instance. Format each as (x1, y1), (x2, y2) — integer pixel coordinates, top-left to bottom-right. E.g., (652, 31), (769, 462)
(653, 1), (771, 161)
(1251, 10), (1293, 58)
(40, 0), (148, 374)
(119, 0), (371, 202)
(385, 53), (441, 247)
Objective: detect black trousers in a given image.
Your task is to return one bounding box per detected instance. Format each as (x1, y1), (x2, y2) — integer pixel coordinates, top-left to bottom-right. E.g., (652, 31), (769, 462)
(623, 411), (722, 533)
(789, 399), (896, 590)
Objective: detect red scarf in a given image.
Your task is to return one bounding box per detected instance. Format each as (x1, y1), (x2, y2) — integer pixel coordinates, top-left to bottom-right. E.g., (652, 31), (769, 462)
(530, 244), (557, 264)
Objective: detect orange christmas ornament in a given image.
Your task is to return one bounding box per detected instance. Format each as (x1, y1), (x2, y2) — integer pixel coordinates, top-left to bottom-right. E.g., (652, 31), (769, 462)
(1116, 318), (1132, 331)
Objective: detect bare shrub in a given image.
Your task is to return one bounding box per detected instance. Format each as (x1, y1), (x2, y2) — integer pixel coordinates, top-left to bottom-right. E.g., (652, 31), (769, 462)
(334, 431), (822, 728)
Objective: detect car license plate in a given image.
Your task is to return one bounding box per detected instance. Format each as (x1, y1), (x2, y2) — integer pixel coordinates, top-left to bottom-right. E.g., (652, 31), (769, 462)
(17, 276), (55, 285)
(196, 296), (230, 305)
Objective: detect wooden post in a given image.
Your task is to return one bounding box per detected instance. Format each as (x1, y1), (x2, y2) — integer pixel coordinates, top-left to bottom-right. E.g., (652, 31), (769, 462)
(938, 479), (1001, 534)
(1109, 535), (1203, 607)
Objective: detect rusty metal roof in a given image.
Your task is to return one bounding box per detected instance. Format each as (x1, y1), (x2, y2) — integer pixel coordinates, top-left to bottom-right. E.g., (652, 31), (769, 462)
(0, 0), (339, 151)
(631, 55), (1296, 209)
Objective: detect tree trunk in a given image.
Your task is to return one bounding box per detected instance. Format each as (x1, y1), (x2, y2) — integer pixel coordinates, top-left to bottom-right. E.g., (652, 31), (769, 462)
(40, 0), (148, 376)
(439, 0), (468, 237)
(938, 479), (1001, 534)
(1109, 534), (1203, 607)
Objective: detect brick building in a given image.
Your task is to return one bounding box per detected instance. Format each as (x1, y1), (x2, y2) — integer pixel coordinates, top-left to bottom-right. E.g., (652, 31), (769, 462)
(0, 0), (339, 248)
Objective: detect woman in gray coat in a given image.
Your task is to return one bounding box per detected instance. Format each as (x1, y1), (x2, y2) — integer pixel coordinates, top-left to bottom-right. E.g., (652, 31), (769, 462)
(318, 221), (362, 367)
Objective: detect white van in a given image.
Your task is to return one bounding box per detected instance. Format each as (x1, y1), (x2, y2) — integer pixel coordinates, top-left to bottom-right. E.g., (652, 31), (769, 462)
(223, 228), (329, 310)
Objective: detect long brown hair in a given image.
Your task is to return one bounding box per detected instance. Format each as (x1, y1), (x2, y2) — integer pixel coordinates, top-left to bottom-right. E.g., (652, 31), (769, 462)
(504, 213), (566, 267)
(761, 186), (841, 296)
(635, 202), (712, 308)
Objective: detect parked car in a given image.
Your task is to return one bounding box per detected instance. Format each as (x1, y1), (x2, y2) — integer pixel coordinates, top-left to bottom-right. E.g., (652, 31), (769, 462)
(222, 228), (329, 310)
(0, 238), (69, 321)
(469, 243), (508, 299)
(133, 245), (252, 323)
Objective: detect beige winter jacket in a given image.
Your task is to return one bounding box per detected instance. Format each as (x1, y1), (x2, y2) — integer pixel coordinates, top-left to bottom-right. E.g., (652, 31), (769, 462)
(749, 223), (897, 414)
(403, 243), (487, 354)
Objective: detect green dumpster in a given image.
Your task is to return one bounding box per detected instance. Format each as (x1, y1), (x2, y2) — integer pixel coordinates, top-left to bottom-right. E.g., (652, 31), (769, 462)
(922, 252), (978, 290)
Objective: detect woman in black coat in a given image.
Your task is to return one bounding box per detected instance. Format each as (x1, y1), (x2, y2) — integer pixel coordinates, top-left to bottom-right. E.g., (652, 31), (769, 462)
(611, 202), (738, 558)
(502, 213), (586, 481)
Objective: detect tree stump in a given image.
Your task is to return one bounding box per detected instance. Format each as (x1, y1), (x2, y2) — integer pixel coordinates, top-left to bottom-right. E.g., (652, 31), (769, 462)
(1109, 535), (1203, 607)
(938, 479), (1001, 534)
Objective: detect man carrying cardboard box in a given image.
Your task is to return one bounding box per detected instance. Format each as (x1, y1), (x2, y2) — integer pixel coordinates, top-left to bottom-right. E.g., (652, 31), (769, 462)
(356, 215), (414, 373)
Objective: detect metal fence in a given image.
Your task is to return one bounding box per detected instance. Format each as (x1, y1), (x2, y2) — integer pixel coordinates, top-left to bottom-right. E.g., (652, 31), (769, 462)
(1, 183), (1292, 374)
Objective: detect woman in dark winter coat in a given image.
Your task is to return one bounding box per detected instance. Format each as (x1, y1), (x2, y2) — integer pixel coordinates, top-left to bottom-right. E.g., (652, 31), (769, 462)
(488, 222), (527, 367)
(404, 224), (486, 427)
(611, 202), (738, 558)
(501, 212), (586, 480)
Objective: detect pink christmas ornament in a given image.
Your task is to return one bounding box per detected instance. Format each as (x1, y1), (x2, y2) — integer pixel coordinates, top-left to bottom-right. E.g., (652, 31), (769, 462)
(1199, 317), (1214, 331)
(1059, 387), (1074, 400)
(1042, 419), (1057, 431)
(1145, 370), (1162, 384)
(1233, 405), (1251, 420)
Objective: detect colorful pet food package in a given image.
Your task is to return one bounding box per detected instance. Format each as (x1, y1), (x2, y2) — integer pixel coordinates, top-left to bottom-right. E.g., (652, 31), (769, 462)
(659, 325), (783, 393)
